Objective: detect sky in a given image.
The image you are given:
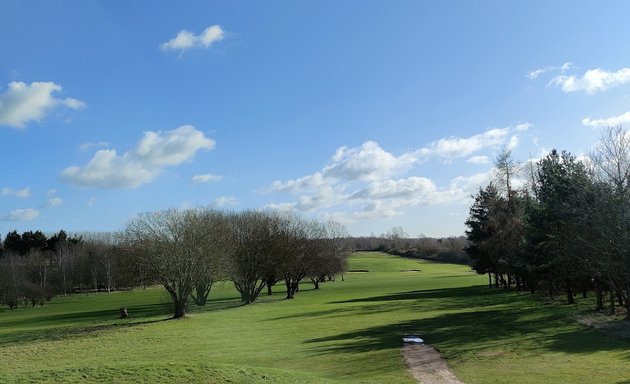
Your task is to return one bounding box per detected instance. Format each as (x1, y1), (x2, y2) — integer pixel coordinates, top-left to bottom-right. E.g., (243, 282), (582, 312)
(2, 1), (630, 238)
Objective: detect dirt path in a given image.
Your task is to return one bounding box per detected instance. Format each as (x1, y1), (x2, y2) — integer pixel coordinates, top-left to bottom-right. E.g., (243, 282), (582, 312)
(402, 344), (465, 384)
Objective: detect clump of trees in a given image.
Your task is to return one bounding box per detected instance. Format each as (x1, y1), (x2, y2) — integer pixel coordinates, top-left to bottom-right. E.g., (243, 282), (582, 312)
(0, 230), (137, 309)
(465, 126), (630, 318)
(124, 209), (350, 318)
(0, 210), (349, 318)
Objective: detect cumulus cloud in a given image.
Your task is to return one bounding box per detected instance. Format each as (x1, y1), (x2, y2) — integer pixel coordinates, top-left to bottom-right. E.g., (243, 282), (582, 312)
(582, 111), (630, 128)
(323, 141), (417, 182)
(263, 125), (522, 220)
(0, 81), (85, 128)
(416, 128), (510, 160)
(60, 125), (215, 188)
(160, 25), (225, 53)
(1, 208), (39, 221)
(550, 67), (630, 94)
(192, 173), (222, 183)
(1, 187), (31, 198)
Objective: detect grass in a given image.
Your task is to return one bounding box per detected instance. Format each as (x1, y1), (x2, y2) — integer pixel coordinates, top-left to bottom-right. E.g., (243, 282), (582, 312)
(0, 252), (629, 383)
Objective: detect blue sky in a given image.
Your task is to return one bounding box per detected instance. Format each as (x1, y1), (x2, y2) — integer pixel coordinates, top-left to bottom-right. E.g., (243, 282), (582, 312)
(2, 1), (630, 237)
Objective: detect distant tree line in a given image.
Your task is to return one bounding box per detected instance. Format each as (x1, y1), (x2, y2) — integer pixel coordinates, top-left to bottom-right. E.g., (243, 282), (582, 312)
(465, 126), (630, 319)
(0, 230), (138, 309)
(0, 209), (350, 319)
(350, 228), (470, 265)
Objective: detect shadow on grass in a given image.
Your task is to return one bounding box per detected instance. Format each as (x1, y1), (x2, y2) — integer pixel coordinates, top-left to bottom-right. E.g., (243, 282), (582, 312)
(271, 286), (511, 322)
(0, 297), (244, 347)
(304, 286), (630, 359)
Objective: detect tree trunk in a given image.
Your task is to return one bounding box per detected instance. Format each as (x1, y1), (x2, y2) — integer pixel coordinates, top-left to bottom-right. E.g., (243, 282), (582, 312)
(174, 298), (187, 319)
(488, 273), (492, 288)
(265, 277), (275, 295)
(285, 280), (294, 299)
(609, 290), (616, 315)
(595, 281), (604, 312)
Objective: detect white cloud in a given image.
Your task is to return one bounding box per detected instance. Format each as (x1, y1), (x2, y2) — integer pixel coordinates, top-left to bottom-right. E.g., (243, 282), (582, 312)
(263, 125), (525, 220)
(160, 25), (225, 53)
(350, 177), (437, 201)
(43, 197), (63, 208)
(46, 189), (56, 196)
(0, 81), (85, 128)
(515, 123), (532, 132)
(551, 67), (630, 94)
(582, 111), (630, 128)
(214, 196), (239, 207)
(60, 125), (215, 188)
(1, 187), (31, 198)
(1, 208), (39, 221)
(266, 172), (329, 193)
(192, 173), (222, 183)
(416, 127), (509, 160)
(527, 67), (554, 80)
(526, 62), (573, 80)
(323, 141), (417, 182)
(506, 135), (519, 150)
(466, 155), (490, 164)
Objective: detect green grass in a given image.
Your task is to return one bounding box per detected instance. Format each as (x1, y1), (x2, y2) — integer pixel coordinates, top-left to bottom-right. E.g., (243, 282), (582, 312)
(1, 252), (629, 383)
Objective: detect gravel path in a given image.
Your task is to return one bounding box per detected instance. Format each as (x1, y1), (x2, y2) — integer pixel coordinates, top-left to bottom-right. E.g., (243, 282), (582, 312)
(402, 344), (465, 384)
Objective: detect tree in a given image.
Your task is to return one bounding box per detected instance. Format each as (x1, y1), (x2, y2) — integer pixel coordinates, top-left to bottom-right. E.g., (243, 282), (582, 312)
(227, 210), (278, 304)
(191, 210), (230, 306)
(278, 214), (326, 299)
(591, 126), (630, 316)
(465, 184), (501, 287)
(535, 150), (593, 304)
(125, 209), (215, 318)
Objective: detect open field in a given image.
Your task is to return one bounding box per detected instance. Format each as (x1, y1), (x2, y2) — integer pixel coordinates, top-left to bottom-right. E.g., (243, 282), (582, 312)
(1, 252), (629, 383)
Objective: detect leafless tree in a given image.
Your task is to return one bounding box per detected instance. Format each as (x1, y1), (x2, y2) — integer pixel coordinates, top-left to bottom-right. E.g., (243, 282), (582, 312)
(591, 126), (630, 317)
(191, 210), (230, 306)
(125, 209), (215, 318)
(226, 210), (278, 304)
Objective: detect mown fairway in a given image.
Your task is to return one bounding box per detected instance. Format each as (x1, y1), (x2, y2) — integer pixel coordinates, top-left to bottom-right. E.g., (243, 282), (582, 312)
(1, 252), (629, 383)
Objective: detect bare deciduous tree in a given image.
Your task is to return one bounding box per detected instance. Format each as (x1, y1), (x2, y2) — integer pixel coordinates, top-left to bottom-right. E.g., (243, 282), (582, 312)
(125, 209), (215, 318)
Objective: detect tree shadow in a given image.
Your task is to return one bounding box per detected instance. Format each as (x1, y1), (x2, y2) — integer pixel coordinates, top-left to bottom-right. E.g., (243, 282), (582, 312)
(304, 300), (630, 359)
(0, 296), (244, 347)
(271, 286), (514, 322)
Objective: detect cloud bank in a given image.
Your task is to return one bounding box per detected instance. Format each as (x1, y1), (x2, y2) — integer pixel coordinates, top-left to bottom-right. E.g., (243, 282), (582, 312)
(264, 124), (528, 221)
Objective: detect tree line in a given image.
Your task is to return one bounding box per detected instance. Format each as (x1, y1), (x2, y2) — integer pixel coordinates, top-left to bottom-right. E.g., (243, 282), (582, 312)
(465, 126), (630, 319)
(350, 227), (470, 265)
(0, 209), (349, 318)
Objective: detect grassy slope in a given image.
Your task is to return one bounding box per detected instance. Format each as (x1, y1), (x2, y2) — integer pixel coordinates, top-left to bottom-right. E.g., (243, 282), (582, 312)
(0, 252), (629, 383)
